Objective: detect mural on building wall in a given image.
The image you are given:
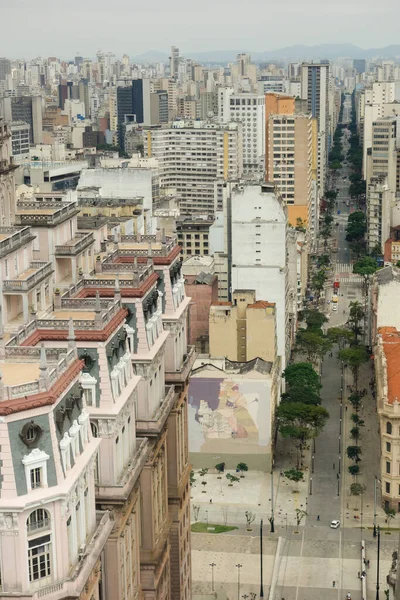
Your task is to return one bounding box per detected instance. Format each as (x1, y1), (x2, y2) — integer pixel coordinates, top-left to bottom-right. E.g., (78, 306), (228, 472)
(188, 377), (270, 454)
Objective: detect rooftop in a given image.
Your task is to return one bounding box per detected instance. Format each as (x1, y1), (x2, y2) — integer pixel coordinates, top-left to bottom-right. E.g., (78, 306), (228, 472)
(1, 362), (40, 386)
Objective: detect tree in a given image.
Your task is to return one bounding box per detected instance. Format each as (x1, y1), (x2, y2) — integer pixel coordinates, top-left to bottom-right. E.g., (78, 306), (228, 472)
(385, 508), (396, 531)
(277, 402), (329, 467)
(237, 463), (248, 477)
(226, 474), (240, 485)
(193, 505), (200, 522)
(351, 414), (365, 427)
(295, 217), (306, 232)
(299, 309), (328, 331)
(318, 254), (331, 268)
(350, 483), (366, 510)
(350, 426), (360, 441)
(311, 270), (327, 296)
(282, 387), (322, 406)
(327, 327), (353, 348)
(296, 329), (332, 363)
(338, 346), (369, 391)
(346, 446), (362, 462)
(346, 211), (366, 252)
(284, 468), (304, 490)
(397, 261), (400, 268)
(199, 468), (208, 477)
(283, 363), (322, 392)
(325, 190), (338, 202)
(348, 392), (362, 411)
(347, 301), (365, 343)
(348, 464), (360, 477)
(295, 508), (308, 528)
(201, 480), (207, 492)
(353, 256), (380, 296)
(215, 463), (225, 476)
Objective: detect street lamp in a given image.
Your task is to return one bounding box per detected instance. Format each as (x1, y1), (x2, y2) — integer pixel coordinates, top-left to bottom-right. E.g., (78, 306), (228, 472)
(260, 519), (264, 597)
(210, 562), (216, 592)
(236, 564), (243, 600)
(310, 477), (313, 496)
(373, 477), (381, 538)
(269, 471), (275, 533)
(376, 526), (381, 600)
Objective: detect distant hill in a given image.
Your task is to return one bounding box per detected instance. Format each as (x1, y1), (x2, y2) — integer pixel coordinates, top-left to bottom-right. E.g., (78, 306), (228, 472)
(132, 44), (400, 65)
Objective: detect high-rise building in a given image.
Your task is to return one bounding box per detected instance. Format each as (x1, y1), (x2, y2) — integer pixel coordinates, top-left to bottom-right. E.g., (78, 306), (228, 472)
(366, 176), (393, 253)
(10, 121), (30, 158)
(300, 62), (330, 190)
(117, 82), (134, 148)
(222, 93), (265, 173)
(170, 46), (180, 79)
(0, 57), (11, 81)
(353, 59), (366, 74)
(145, 121), (243, 214)
(10, 96), (43, 144)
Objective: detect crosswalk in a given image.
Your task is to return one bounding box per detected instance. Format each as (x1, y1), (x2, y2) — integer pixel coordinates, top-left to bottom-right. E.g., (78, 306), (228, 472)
(335, 262), (353, 273)
(337, 277), (364, 284)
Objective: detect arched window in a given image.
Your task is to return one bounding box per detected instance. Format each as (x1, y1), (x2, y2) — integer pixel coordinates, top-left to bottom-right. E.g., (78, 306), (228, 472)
(387, 422), (392, 435)
(90, 422), (98, 438)
(27, 509), (50, 533)
(26, 509), (52, 584)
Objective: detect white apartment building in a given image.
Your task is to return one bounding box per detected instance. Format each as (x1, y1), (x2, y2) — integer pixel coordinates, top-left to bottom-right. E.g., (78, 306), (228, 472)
(10, 121), (30, 158)
(230, 183), (290, 368)
(224, 93), (265, 173)
(144, 120), (243, 214)
(366, 176), (393, 253)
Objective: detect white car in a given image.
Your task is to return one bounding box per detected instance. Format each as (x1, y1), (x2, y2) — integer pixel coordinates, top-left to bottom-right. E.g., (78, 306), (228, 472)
(330, 520), (340, 529)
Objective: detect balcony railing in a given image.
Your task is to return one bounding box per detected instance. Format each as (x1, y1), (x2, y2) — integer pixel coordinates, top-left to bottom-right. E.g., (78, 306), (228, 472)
(3, 261), (53, 292)
(165, 345), (196, 383)
(27, 517), (51, 533)
(0, 226), (34, 258)
(15, 202), (80, 227)
(55, 232), (94, 256)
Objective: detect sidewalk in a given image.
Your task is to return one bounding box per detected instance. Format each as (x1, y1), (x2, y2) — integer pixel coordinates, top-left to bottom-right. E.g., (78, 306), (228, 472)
(190, 437), (310, 530)
(342, 360), (393, 530)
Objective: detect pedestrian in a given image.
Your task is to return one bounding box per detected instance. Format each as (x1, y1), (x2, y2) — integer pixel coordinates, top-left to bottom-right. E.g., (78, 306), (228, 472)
(209, 499), (212, 504)
(333, 462), (335, 469)
(363, 558), (366, 565)
(337, 473), (339, 479)
(367, 560), (370, 568)
(333, 581), (336, 588)
(358, 572), (360, 579)
(345, 406), (348, 411)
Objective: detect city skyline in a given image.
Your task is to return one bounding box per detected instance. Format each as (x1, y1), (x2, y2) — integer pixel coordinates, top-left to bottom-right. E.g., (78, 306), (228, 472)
(1, 0), (399, 58)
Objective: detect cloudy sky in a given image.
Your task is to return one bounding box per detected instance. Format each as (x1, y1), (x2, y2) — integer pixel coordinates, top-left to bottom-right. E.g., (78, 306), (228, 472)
(1, 0), (399, 59)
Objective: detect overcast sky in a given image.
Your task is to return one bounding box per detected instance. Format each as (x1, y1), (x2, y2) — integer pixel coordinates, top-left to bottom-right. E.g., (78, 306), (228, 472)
(1, 0), (399, 59)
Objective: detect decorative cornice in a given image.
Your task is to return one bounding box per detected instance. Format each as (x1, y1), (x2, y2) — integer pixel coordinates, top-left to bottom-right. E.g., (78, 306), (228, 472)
(76, 273), (159, 299)
(21, 309), (128, 346)
(0, 359), (84, 416)
(114, 247), (181, 266)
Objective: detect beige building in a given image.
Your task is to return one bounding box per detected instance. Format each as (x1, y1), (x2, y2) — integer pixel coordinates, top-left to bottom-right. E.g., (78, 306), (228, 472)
(209, 290), (277, 363)
(144, 120), (243, 215)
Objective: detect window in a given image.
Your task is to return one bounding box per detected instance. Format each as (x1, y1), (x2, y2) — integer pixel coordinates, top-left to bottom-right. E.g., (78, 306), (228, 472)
(27, 509), (50, 533)
(30, 468), (42, 489)
(22, 448), (50, 491)
(28, 534), (51, 582)
(386, 442), (391, 452)
(386, 461), (391, 474)
(386, 482), (391, 494)
(387, 422), (392, 435)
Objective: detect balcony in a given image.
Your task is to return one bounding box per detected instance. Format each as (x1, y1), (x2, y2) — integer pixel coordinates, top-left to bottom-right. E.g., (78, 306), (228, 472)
(136, 385), (177, 436)
(96, 438), (149, 502)
(55, 232), (94, 256)
(15, 202), (80, 228)
(165, 345), (196, 384)
(0, 226), (35, 258)
(3, 261), (53, 292)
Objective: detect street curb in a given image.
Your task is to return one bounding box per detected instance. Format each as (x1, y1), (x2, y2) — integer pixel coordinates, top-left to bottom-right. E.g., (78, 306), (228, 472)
(268, 536), (283, 600)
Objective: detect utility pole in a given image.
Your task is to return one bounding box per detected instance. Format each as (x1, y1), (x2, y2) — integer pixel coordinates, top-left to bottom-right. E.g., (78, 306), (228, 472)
(236, 563), (242, 600)
(376, 526), (380, 600)
(270, 471), (275, 533)
(210, 562), (216, 592)
(260, 519), (264, 597)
